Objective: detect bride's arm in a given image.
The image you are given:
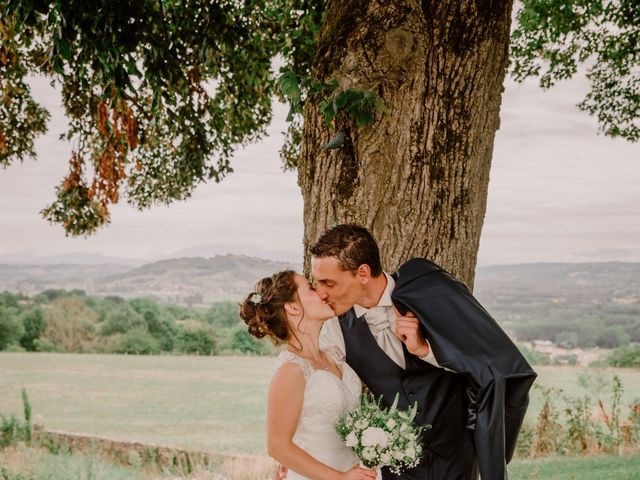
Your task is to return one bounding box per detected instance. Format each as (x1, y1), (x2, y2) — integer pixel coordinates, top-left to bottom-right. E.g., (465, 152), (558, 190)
(267, 364), (371, 480)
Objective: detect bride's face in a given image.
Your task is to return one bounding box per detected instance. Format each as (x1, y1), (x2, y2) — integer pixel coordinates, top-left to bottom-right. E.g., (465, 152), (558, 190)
(291, 273), (336, 322)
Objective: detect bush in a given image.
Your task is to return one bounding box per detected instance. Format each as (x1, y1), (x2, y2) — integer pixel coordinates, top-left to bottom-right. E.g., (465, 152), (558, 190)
(0, 307), (24, 351)
(19, 308), (46, 351)
(128, 299), (178, 351)
(606, 344), (640, 368)
(36, 289), (67, 303)
(40, 298), (98, 353)
(0, 389), (32, 450)
(555, 331), (578, 349)
(0, 414), (23, 450)
(3, 344), (26, 352)
(112, 329), (161, 355)
(99, 306), (147, 336)
(514, 423), (534, 457)
(517, 344), (550, 365)
(229, 325), (267, 355)
(33, 338), (65, 353)
(0, 291), (21, 309)
(176, 324), (218, 355)
(596, 327), (631, 349)
(203, 301), (242, 329)
(532, 386), (563, 456)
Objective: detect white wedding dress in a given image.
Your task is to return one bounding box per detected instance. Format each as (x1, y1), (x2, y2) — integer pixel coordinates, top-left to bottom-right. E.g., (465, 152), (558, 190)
(275, 350), (362, 480)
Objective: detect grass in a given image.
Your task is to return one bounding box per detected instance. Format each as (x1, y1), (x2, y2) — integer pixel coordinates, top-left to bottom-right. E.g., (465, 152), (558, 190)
(0, 353), (275, 454)
(524, 365), (640, 423)
(0, 443), (276, 480)
(0, 443), (151, 480)
(1, 445), (638, 480)
(508, 454), (640, 479)
(1, 353), (639, 455)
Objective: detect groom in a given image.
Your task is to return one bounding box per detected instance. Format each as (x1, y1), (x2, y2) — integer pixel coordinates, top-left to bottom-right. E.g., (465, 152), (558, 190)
(313, 224), (536, 480)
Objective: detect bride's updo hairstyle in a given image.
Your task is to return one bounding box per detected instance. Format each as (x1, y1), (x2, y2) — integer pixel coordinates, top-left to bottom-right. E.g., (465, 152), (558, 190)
(239, 270), (297, 344)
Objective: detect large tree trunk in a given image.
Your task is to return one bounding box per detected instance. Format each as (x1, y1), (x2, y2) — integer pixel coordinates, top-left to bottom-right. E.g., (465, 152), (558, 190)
(298, 0), (513, 289)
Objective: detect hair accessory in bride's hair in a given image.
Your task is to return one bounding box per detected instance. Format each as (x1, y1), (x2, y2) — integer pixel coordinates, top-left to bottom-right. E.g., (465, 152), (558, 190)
(249, 292), (263, 306)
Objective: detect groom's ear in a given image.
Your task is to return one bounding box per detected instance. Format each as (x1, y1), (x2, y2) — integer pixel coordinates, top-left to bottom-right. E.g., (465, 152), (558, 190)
(355, 264), (372, 283)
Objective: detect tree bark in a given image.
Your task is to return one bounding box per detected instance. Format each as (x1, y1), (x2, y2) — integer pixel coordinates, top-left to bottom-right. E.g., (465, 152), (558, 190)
(298, 0), (513, 289)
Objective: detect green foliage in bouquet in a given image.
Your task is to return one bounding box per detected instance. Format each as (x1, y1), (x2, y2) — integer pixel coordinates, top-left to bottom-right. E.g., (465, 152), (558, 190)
(337, 393), (430, 475)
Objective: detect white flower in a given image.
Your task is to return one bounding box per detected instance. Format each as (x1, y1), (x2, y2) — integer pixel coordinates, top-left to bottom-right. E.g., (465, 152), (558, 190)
(406, 446), (416, 460)
(337, 393), (429, 474)
(249, 293), (262, 305)
(361, 447), (376, 461)
(361, 427), (389, 448)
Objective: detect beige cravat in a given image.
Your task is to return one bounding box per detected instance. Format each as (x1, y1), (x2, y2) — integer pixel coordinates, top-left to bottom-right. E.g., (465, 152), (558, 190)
(354, 274), (407, 369)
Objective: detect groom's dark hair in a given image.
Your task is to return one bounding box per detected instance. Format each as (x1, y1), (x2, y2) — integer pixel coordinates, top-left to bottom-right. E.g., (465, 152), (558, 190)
(310, 224), (383, 277)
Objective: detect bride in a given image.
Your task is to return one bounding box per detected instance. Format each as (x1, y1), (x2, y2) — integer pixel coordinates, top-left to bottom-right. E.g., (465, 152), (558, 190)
(239, 270), (377, 480)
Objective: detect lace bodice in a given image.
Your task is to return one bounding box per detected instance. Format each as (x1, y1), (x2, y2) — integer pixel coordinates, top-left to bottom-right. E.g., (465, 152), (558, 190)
(274, 350), (362, 479)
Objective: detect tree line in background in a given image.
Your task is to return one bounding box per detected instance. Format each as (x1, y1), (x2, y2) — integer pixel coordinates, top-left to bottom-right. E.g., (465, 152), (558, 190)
(492, 301), (640, 351)
(1, 288), (639, 367)
(0, 290), (273, 356)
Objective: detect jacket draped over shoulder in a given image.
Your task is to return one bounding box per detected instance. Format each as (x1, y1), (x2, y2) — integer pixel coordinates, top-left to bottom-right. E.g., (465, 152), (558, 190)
(391, 258), (537, 480)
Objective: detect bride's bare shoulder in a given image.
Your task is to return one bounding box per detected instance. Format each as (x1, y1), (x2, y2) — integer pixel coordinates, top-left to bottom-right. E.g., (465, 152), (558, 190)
(268, 359), (306, 409)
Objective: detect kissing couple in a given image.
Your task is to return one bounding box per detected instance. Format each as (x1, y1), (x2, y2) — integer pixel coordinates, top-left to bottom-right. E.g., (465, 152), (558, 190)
(239, 224), (536, 480)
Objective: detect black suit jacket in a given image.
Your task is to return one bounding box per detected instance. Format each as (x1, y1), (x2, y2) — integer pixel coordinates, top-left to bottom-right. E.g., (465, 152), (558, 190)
(391, 258), (537, 480)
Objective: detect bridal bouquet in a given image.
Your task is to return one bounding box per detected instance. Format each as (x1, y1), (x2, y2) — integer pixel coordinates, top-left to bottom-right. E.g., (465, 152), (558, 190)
(337, 393), (429, 475)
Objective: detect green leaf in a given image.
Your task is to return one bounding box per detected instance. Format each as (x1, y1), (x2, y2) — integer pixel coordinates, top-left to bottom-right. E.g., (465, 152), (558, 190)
(126, 60), (142, 77)
(320, 99), (336, 125)
(59, 39), (71, 60)
(333, 91), (349, 110)
(53, 58), (64, 75)
(277, 70), (301, 104)
(354, 109), (373, 127)
(286, 106), (295, 122)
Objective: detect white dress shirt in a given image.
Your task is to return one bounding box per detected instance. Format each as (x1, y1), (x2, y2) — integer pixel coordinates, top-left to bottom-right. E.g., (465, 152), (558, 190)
(319, 272), (442, 370)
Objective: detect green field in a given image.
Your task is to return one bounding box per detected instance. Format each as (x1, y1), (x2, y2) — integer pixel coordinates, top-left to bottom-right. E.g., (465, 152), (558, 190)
(1, 353), (639, 458)
(0, 353), (275, 454)
(508, 455), (640, 479)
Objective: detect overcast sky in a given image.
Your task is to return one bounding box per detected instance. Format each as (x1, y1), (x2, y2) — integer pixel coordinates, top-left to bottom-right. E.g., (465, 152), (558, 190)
(0, 71), (638, 266)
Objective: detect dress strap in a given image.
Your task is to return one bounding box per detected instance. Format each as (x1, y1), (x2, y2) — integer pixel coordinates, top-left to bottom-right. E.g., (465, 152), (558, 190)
(276, 351), (313, 381)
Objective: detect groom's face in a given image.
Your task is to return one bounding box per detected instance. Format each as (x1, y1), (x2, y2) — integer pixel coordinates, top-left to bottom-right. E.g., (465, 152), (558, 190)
(311, 256), (364, 316)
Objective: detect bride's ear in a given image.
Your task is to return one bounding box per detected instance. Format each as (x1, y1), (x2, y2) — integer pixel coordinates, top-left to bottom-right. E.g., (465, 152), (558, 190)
(284, 301), (301, 316)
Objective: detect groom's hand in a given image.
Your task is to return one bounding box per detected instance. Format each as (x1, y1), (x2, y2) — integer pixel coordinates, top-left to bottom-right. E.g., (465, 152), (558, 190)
(394, 308), (430, 358)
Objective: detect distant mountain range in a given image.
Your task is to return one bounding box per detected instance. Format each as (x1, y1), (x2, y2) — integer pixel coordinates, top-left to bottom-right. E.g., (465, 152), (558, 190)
(0, 255), (300, 305)
(0, 256), (638, 308)
(0, 252), (143, 266)
(474, 262), (640, 306)
(0, 243), (301, 266)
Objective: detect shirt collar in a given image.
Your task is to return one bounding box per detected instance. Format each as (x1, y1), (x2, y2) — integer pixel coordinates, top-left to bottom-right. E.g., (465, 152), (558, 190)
(353, 272), (395, 318)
